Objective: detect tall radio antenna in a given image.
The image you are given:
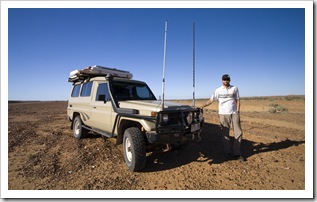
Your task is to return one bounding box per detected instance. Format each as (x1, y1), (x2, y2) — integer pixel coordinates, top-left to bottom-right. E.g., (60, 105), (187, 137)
(161, 20), (168, 111)
(192, 22), (196, 107)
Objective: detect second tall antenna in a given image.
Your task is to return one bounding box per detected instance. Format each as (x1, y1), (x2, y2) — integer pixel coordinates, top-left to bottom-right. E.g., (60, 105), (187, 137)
(192, 22), (196, 107)
(161, 20), (168, 111)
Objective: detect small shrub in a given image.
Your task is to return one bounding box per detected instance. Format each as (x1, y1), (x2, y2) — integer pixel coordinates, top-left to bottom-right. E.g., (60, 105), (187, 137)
(268, 108), (277, 113)
(269, 103), (279, 107)
(268, 104), (288, 113)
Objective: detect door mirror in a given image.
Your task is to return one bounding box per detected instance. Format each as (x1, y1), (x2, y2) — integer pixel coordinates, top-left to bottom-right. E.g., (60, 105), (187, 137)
(98, 94), (106, 102)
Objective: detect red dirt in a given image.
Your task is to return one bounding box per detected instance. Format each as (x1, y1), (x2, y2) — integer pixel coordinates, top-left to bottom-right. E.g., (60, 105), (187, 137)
(6, 96), (308, 198)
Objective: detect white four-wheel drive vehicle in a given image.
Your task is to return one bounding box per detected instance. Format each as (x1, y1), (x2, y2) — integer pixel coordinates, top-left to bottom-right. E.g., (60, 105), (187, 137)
(67, 65), (204, 171)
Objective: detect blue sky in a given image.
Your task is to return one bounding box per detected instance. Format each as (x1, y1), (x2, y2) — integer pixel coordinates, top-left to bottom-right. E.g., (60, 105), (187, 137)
(1, 2), (315, 199)
(6, 3), (308, 100)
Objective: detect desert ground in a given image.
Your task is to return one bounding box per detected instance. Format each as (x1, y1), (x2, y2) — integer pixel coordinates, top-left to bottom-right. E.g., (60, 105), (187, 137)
(6, 96), (306, 197)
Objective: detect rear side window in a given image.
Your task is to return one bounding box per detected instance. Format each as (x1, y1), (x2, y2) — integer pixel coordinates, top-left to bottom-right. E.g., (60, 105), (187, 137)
(71, 84), (81, 97)
(81, 81), (93, 97)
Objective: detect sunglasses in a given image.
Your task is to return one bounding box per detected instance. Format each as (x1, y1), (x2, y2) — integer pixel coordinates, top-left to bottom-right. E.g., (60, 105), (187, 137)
(222, 78), (230, 81)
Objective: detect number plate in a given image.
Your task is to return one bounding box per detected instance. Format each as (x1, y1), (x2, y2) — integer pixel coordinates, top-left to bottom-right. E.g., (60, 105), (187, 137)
(191, 123), (200, 132)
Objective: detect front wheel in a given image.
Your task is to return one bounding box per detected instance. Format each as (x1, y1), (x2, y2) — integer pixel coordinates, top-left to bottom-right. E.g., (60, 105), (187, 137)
(123, 127), (146, 172)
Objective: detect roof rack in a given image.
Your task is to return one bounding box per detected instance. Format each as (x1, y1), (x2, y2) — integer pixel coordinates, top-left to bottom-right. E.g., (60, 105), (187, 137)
(68, 65), (133, 82)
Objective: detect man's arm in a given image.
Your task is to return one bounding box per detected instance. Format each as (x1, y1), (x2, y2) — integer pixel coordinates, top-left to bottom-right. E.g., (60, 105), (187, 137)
(236, 99), (240, 112)
(201, 98), (214, 108)
(235, 87), (240, 112)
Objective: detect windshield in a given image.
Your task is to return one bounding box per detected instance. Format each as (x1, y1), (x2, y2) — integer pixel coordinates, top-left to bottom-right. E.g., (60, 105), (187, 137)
(111, 80), (157, 101)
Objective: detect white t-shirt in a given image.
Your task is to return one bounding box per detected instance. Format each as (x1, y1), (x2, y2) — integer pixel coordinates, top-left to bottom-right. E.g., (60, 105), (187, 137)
(211, 85), (240, 114)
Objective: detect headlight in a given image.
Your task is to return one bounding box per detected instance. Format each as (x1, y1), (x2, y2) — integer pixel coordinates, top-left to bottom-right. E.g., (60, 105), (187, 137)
(199, 112), (204, 122)
(162, 114), (169, 123)
(186, 112), (193, 125)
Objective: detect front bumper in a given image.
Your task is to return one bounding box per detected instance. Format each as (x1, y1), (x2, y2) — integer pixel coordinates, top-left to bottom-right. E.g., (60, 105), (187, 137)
(146, 123), (202, 144)
(146, 108), (204, 144)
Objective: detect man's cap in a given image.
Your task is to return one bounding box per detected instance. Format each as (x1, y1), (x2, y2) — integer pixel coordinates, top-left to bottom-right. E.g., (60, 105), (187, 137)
(222, 74), (230, 80)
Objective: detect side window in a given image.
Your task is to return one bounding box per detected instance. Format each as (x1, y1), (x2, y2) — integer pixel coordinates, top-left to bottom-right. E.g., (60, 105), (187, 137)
(80, 81), (93, 97)
(96, 83), (111, 102)
(71, 84), (81, 97)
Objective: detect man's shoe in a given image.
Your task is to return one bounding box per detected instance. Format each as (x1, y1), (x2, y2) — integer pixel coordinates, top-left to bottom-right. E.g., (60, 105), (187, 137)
(235, 155), (246, 162)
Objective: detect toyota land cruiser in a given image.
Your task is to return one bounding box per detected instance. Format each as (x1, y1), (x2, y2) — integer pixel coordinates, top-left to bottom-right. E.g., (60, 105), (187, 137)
(67, 65), (204, 171)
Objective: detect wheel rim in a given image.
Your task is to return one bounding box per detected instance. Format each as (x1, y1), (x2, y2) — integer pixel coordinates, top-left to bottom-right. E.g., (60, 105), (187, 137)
(74, 120), (80, 136)
(125, 137), (132, 162)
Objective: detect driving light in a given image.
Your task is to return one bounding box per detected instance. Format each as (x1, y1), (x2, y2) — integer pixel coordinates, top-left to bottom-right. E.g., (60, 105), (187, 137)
(199, 111), (204, 122)
(187, 112), (193, 125)
(162, 114), (169, 123)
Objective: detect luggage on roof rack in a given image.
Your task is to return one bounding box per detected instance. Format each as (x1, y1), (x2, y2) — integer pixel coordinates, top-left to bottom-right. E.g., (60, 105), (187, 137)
(68, 65), (133, 82)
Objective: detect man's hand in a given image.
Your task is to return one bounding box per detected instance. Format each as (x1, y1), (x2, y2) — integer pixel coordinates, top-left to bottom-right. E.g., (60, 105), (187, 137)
(201, 98), (213, 108)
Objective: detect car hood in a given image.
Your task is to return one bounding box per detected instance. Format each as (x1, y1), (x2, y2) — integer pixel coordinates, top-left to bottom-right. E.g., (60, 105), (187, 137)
(118, 100), (193, 116)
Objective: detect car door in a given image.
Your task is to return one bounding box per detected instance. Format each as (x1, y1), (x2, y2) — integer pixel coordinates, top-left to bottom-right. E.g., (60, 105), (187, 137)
(90, 82), (113, 133)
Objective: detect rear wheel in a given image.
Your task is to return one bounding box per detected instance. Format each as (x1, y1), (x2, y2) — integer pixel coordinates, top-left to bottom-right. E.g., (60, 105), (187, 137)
(73, 116), (88, 139)
(123, 127), (146, 172)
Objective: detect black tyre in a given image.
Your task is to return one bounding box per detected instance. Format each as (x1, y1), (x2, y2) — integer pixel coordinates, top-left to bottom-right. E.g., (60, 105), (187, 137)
(123, 127), (146, 172)
(73, 116), (88, 139)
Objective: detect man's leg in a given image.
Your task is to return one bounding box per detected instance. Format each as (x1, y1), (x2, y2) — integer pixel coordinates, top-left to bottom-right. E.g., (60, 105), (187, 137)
(219, 114), (232, 155)
(232, 113), (243, 157)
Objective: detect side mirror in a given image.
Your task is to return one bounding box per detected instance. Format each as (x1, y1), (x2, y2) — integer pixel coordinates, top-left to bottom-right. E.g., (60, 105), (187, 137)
(98, 95), (106, 102)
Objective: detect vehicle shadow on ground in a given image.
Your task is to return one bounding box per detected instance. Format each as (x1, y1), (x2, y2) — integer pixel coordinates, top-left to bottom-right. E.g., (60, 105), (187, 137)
(141, 122), (305, 172)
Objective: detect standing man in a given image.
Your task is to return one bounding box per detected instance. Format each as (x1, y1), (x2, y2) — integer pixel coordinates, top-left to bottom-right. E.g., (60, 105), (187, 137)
(201, 74), (245, 161)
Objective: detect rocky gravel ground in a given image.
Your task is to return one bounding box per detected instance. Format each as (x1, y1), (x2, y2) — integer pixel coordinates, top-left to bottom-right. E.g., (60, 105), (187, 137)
(5, 96), (309, 199)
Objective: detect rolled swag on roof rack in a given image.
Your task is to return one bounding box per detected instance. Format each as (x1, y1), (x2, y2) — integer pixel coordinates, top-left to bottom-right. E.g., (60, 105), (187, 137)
(68, 65), (133, 83)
